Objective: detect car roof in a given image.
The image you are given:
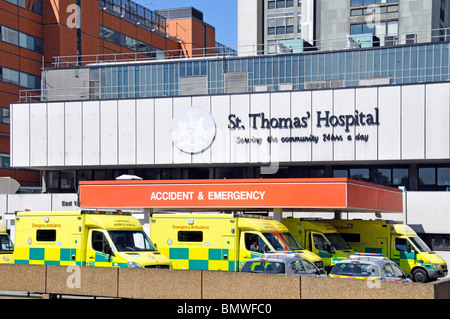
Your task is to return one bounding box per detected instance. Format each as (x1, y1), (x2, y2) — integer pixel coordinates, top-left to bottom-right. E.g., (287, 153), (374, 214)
(336, 253), (395, 266)
(247, 253), (308, 263)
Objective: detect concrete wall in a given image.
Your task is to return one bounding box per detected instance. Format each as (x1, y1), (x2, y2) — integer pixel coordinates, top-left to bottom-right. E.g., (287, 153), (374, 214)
(238, 0), (264, 56)
(0, 264), (448, 299)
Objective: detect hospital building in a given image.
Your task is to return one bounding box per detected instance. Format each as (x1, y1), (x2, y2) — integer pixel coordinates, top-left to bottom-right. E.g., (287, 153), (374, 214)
(3, 0), (450, 265)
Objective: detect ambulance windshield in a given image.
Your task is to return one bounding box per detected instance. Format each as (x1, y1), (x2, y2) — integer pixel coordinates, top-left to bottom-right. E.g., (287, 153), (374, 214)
(279, 232), (305, 250)
(409, 236), (431, 253)
(108, 231), (156, 252)
(0, 234), (13, 252)
(263, 232), (293, 251)
(325, 233), (352, 250)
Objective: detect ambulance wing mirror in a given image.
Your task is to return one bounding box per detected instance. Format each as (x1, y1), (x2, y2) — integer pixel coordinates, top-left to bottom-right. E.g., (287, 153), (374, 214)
(104, 243), (114, 260)
(324, 242), (335, 253)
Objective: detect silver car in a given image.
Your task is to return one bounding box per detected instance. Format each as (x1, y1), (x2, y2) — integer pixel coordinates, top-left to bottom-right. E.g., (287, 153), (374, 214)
(241, 253), (326, 276)
(330, 253), (413, 282)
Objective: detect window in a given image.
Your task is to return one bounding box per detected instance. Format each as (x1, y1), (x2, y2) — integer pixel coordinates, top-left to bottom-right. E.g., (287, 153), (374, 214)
(37, 229), (56, 242)
(0, 67), (40, 89)
(92, 231), (111, 254)
(394, 237), (413, 253)
(0, 235), (13, 251)
(268, 14), (295, 35)
(289, 260), (306, 274)
(109, 231), (155, 251)
(245, 233), (266, 253)
(419, 233), (450, 251)
(350, 168), (370, 182)
(419, 167), (436, 185)
(438, 167), (450, 186)
(418, 166), (450, 190)
(1, 26), (18, 45)
(339, 233), (361, 243)
(312, 233), (328, 250)
(387, 20), (399, 36)
(1, 26), (43, 53)
(4, 0), (42, 14)
(178, 231), (203, 242)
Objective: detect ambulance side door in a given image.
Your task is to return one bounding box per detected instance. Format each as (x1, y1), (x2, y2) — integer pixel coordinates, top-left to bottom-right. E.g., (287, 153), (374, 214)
(239, 231), (265, 269)
(391, 236), (415, 273)
(310, 232), (333, 261)
(86, 229), (115, 267)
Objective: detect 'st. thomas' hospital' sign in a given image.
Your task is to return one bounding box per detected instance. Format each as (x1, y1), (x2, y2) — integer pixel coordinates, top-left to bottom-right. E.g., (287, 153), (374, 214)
(228, 108), (380, 146)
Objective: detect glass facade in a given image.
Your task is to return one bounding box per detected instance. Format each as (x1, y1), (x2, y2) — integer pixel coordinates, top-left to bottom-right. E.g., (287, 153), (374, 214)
(91, 42), (450, 99)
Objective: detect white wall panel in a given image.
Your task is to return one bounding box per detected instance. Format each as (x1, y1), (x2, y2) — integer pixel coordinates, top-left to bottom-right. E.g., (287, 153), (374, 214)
(402, 85), (425, 160)
(192, 96), (212, 164)
(136, 99), (155, 165)
(64, 102), (82, 166)
(29, 103), (47, 167)
(82, 101), (100, 166)
(100, 100), (118, 165)
(270, 92), (291, 163)
(11, 103), (30, 167)
(378, 86), (401, 160)
(230, 94), (250, 163)
(426, 83), (450, 159)
(47, 103), (65, 166)
(291, 91), (312, 162)
(250, 93), (270, 165)
(211, 95), (231, 163)
(154, 98), (173, 164)
(312, 90), (333, 161)
(173, 97), (193, 164)
(355, 88), (378, 161)
(118, 100), (136, 165)
(333, 89), (355, 161)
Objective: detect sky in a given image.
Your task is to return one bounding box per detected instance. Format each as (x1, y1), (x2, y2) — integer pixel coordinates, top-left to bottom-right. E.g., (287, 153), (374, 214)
(136, 0), (238, 48)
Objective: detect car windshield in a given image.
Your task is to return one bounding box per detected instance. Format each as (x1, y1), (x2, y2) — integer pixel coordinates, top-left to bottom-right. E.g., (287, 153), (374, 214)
(0, 235), (13, 252)
(263, 232), (291, 251)
(381, 262), (405, 278)
(409, 236), (432, 252)
(331, 262), (379, 277)
(325, 233), (352, 250)
(108, 230), (156, 252)
(280, 233), (305, 250)
(289, 259), (319, 275)
(242, 261), (285, 274)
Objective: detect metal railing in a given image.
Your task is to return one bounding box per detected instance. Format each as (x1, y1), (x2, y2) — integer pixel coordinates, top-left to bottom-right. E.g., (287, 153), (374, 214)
(48, 26), (450, 68)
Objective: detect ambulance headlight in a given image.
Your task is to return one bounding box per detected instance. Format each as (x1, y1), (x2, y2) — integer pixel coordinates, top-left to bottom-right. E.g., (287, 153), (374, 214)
(127, 262), (143, 269)
(431, 264), (442, 269)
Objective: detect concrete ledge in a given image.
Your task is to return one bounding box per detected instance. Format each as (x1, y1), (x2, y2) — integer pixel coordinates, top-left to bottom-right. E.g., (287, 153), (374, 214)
(0, 264), (46, 293)
(202, 271), (301, 299)
(301, 276), (435, 299)
(46, 265), (118, 298)
(0, 265), (449, 299)
(118, 269), (202, 299)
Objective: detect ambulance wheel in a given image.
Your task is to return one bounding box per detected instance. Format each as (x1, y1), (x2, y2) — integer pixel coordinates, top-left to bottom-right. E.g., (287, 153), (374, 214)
(412, 268), (429, 283)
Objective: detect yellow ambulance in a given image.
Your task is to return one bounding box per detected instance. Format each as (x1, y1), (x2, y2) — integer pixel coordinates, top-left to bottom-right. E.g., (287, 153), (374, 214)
(267, 218), (324, 270)
(327, 219), (448, 283)
(0, 218), (14, 264)
(282, 218), (355, 272)
(149, 213), (324, 271)
(14, 210), (171, 268)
